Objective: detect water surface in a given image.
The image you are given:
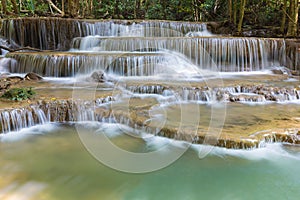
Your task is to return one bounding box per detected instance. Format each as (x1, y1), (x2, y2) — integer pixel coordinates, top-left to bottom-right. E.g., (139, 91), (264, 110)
(1, 123), (300, 200)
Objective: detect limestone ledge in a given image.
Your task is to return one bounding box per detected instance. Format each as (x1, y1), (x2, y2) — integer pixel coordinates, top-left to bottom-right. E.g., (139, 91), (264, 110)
(1, 98), (300, 149)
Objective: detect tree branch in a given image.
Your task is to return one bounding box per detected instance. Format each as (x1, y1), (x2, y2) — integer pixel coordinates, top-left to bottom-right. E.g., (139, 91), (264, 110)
(45, 0), (63, 14)
(0, 45), (43, 52)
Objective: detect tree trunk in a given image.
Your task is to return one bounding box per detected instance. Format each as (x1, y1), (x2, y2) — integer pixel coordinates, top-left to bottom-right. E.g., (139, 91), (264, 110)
(67, 0), (79, 17)
(114, 0), (120, 18)
(134, 0), (137, 18)
(228, 0), (232, 23)
(214, 0), (220, 14)
(233, 0), (237, 25)
(193, 0), (201, 21)
(294, 0), (299, 36)
(160, 0), (167, 19)
(280, 0), (287, 34)
(46, 0), (63, 14)
(82, 0), (92, 17)
(287, 0), (299, 37)
(61, 0), (65, 16)
(11, 0), (19, 14)
(1, 0), (8, 15)
(237, 0), (246, 35)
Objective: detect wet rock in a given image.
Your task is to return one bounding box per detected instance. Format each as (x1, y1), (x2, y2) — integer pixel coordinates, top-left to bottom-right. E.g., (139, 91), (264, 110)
(291, 70), (300, 76)
(0, 80), (10, 90)
(0, 76), (23, 95)
(271, 67), (291, 76)
(90, 70), (106, 82)
(263, 131), (300, 144)
(0, 73), (10, 78)
(24, 72), (43, 81)
(229, 94), (266, 102)
(6, 76), (24, 82)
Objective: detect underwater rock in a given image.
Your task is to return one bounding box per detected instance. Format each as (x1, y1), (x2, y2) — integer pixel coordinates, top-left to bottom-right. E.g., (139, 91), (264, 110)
(24, 72), (43, 81)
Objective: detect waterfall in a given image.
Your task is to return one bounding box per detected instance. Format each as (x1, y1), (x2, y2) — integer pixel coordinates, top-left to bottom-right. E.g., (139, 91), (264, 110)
(1, 18), (297, 71)
(0, 57), (14, 73)
(0, 18), (208, 50)
(6, 37), (287, 75)
(6, 52), (171, 77)
(126, 85), (300, 103)
(0, 98), (113, 133)
(71, 37), (287, 72)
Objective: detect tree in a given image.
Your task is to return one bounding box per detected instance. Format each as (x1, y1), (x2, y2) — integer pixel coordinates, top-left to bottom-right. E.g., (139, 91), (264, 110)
(1, 0), (8, 15)
(228, 0), (232, 23)
(45, 0), (63, 15)
(11, 0), (19, 14)
(233, 0), (238, 25)
(67, 0), (79, 17)
(237, 0), (247, 35)
(287, 0), (299, 37)
(280, 0), (288, 34)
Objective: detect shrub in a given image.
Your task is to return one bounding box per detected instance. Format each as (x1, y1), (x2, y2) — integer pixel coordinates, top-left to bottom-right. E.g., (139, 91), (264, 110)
(1, 87), (36, 101)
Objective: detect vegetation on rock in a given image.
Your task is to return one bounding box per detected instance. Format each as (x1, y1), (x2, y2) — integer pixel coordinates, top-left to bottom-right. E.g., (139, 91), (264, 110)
(1, 87), (35, 101)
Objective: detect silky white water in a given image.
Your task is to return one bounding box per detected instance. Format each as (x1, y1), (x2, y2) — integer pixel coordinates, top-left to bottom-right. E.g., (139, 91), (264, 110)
(1, 122), (300, 200)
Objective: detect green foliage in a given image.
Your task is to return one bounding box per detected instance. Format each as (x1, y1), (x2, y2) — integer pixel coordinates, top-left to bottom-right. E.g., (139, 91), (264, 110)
(145, 2), (164, 19)
(0, 0), (298, 36)
(1, 87), (36, 101)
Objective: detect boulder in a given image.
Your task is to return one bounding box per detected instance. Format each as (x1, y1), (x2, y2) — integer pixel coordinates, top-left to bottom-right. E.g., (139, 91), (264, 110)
(90, 70), (106, 82)
(271, 67), (291, 76)
(24, 72), (43, 81)
(6, 76), (24, 83)
(0, 80), (10, 90)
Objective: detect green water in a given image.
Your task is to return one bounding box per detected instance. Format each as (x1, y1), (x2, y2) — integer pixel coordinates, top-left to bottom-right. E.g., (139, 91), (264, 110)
(1, 123), (300, 200)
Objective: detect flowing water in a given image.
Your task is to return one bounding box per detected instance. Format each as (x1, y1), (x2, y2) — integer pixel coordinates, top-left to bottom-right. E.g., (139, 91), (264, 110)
(0, 19), (300, 199)
(1, 123), (300, 199)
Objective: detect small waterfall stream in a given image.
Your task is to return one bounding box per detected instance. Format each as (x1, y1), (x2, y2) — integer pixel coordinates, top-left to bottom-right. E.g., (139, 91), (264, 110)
(0, 97), (114, 133)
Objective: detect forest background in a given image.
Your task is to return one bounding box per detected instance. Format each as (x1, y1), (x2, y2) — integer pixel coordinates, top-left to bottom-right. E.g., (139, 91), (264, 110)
(0, 0), (299, 37)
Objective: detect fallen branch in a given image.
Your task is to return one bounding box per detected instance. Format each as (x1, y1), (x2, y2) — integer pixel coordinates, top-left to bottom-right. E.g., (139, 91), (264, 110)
(0, 45), (42, 52)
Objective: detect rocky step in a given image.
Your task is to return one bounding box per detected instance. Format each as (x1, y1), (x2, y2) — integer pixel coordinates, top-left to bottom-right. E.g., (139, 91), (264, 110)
(94, 97), (300, 149)
(126, 84), (300, 102)
(0, 97), (114, 133)
(1, 97), (300, 149)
